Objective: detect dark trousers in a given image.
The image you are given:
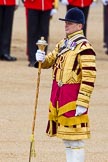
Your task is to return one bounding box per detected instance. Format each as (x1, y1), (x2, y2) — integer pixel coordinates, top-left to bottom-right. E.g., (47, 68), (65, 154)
(67, 5), (90, 37)
(103, 5), (108, 47)
(0, 6), (15, 57)
(27, 9), (51, 63)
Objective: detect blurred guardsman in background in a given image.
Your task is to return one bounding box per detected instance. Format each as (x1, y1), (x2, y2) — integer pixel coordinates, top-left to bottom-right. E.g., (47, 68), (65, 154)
(35, 7), (96, 162)
(60, 0), (97, 37)
(0, 0), (19, 61)
(23, 0), (58, 67)
(102, 0), (108, 54)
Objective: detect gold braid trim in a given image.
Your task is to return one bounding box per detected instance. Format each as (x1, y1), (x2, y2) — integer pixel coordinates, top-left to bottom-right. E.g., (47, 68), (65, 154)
(57, 124), (90, 140)
(49, 101), (76, 116)
(53, 0), (58, 9)
(49, 113), (89, 126)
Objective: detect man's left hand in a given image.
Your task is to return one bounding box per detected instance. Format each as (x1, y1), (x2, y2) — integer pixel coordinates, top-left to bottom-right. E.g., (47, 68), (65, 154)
(75, 106), (87, 116)
(60, 0), (69, 5)
(50, 9), (57, 16)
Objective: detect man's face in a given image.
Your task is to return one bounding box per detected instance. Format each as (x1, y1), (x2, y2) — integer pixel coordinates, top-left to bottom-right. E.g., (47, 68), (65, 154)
(65, 21), (83, 35)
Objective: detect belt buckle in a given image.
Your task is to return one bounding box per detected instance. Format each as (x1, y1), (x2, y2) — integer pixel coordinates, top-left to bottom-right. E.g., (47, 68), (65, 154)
(58, 80), (63, 87)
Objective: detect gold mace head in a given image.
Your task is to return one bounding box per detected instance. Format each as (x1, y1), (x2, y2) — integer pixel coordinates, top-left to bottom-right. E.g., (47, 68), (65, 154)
(36, 36), (48, 51)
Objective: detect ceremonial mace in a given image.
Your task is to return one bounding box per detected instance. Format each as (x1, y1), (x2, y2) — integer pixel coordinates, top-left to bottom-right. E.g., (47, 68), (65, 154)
(29, 37), (48, 162)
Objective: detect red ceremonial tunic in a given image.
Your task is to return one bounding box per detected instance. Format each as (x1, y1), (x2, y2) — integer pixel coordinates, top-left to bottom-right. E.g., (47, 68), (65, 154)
(68, 0), (93, 7)
(0, 0), (17, 5)
(24, 0), (55, 10)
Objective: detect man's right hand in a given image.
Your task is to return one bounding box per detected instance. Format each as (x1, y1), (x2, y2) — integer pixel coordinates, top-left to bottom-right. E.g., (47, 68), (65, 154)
(35, 49), (45, 62)
(102, 0), (108, 5)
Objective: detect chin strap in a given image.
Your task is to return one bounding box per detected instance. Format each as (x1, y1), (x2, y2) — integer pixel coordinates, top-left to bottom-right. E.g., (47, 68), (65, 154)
(63, 140), (85, 162)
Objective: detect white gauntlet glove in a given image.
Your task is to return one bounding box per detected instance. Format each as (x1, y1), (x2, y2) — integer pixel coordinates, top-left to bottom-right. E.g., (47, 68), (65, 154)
(60, 0), (69, 5)
(102, 0), (108, 5)
(35, 49), (45, 63)
(50, 8), (57, 16)
(91, 1), (97, 7)
(75, 105), (87, 116)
